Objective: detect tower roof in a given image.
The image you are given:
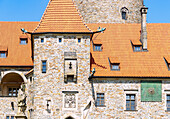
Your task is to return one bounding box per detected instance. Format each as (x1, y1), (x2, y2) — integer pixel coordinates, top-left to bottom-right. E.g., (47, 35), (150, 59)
(33, 0), (92, 33)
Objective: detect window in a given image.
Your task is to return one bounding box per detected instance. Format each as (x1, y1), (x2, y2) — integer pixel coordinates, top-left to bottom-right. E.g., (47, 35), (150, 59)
(167, 95), (170, 111)
(134, 46), (141, 51)
(20, 38), (27, 45)
(94, 45), (102, 51)
(111, 63), (120, 70)
(8, 87), (19, 97)
(6, 116), (14, 119)
(59, 38), (62, 43)
(122, 11), (127, 20)
(96, 93), (105, 106)
(126, 94), (136, 110)
(42, 60), (47, 73)
(0, 52), (6, 58)
(78, 38), (81, 43)
(121, 7), (128, 20)
(41, 38), (44, 43)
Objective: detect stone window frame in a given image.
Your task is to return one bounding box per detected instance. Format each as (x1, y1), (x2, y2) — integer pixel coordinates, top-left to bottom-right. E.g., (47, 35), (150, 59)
(124, 89), (138, 111)
(62, 91), (79, 110)
(57, 36), (64, 44)
(41, 60), (47, 73)
(120, 7), (129, 20)
(164, 90), (170, 112)
(95, 92), (106, 107)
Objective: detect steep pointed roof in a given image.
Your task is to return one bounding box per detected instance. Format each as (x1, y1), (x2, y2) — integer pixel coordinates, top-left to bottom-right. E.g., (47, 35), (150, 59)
(34, 0), (92, 33)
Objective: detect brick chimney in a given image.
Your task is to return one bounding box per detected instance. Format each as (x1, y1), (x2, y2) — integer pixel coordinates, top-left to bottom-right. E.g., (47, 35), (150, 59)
(140, 6), (148, 50)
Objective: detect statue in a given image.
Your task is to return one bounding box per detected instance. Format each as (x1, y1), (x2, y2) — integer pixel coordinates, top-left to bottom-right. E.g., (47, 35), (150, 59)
(16, 83), (27, 118)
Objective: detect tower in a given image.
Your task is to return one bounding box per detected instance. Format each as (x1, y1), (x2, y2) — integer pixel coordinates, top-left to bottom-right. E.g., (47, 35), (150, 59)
(74, 0), (143, 23)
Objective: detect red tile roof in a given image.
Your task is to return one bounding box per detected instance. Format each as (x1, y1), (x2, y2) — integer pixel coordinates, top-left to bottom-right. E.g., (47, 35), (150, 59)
(0, 22), (38, 66)
(89, 23), (170, 77)
(33, 0), (91, 33)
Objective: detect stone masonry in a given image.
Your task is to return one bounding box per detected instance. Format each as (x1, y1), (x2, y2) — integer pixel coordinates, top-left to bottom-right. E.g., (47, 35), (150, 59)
(33, 34), (91, 119)
(74, 0), (143, 23)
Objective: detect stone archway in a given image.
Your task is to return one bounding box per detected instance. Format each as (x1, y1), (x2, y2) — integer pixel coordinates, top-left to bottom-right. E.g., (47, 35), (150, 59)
(0, 72), (26, 96)
(65, 116), (74, 119)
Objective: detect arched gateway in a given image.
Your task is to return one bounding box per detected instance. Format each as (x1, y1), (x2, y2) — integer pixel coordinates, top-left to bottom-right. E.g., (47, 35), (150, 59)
(0, 71), (26, 97)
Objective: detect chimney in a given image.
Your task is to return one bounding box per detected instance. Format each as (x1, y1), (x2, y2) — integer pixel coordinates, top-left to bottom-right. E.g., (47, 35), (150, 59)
(140, 6), (148, 50)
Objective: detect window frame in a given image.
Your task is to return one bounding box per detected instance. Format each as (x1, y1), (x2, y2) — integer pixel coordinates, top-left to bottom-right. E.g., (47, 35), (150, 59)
(134, 46), (141, 52)
(96, 93), (105, 107)
(20, 38), (28, 45)
(6, 115), (15, 119)
(8, 87), (19, 97)
(121, 7), (129, 20)
(42, 60), (47, 73)
(111, 63), (120, 71)
(0, 51), (7, 58)
(94, 44), (102, 51)
(126, 94), (136, 111)
(166, 94), (170, 111)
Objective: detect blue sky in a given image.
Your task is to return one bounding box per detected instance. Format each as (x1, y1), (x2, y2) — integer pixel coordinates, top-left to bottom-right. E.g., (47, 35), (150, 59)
(0, 0), (169, 23)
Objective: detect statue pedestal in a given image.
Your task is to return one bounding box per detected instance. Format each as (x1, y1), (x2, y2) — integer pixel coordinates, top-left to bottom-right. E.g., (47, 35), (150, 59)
(15, 115), (27, 119)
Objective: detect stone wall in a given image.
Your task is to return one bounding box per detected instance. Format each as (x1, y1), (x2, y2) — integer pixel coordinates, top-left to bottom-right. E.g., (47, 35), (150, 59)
(88, 78), (170, 119)
(73, 0), (143, 23)
(33, 34), (91, 119)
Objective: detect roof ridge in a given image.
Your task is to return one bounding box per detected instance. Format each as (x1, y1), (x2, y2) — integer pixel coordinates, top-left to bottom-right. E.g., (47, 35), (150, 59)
(33, 0), (52, 33)
(72, 0), (92, 32)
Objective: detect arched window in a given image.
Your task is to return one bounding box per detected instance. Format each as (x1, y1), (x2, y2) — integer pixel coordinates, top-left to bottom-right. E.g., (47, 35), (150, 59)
(121, 7), (129, 20)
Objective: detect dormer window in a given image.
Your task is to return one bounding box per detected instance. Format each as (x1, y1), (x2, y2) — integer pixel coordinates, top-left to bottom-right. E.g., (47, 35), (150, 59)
(20, 38), (27, 45)
(134, 46), (141, 51)
(94, 45), (102, 51)
(121, 7), (128, 20)
(0, 46), (8, 58)
(108, 57), (120, 71)
(93, 40), (102, 51)
(0, 52), (6, 58)
(111, 63), (120, 70)
(131, 40), (142, 52)
(19, 34), (28, 45)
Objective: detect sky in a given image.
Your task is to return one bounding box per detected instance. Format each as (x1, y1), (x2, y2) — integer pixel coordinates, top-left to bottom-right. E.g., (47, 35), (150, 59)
(0, 0), (169, 23)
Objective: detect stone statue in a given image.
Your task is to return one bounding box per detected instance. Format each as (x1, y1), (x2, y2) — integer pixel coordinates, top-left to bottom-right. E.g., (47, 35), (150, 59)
(17, 83), (27, 116)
